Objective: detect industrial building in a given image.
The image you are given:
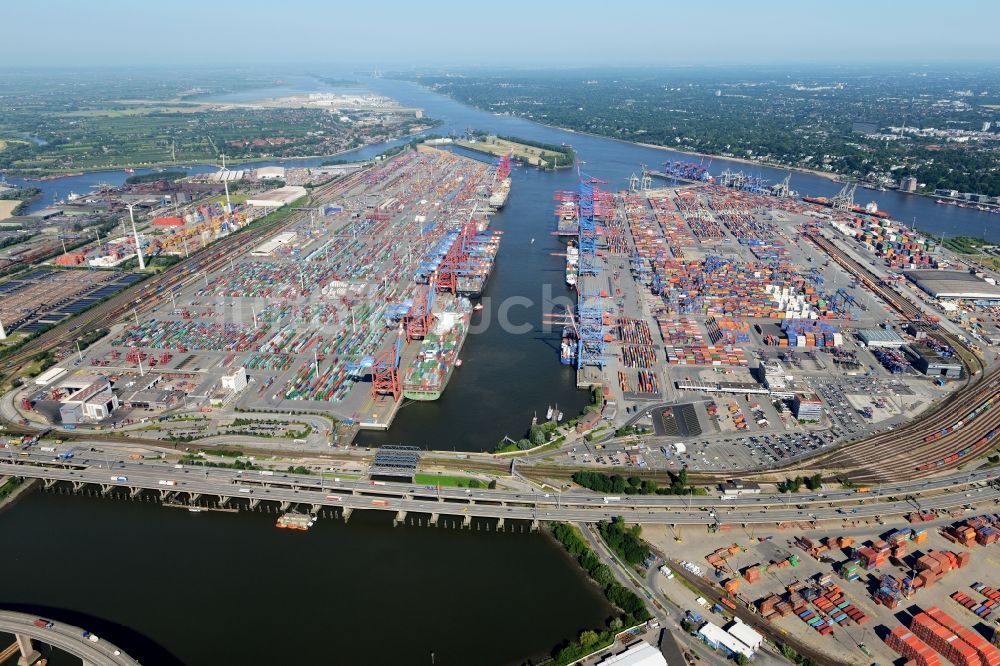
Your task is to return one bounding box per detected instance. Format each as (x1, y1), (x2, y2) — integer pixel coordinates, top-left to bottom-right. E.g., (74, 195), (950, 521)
(697, 622), (756, 660)
(254, 166), (286, 181)
(725, 619), (763, 654)
(904, 269), (1000, 301)
(905, 344), (963, 379)
(792, 393), (823, 421)
(858, 327), (906, 348)
(721, 479), (762, 496)
(597, 641), (666, 666)
(246, 186), (307, 208)
(34, 366), (68, 386)
(251, 232), (297, 257)
(899, 176), (918, 192)
(58, 375), (119, 424)
(221, 367), (248, 392)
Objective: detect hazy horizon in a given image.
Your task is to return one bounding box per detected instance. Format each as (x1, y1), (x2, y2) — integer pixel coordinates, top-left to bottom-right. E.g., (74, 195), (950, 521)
(3, 0), (999, 68)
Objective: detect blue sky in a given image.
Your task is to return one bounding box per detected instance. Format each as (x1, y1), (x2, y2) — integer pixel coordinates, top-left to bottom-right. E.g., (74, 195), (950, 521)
(4, 0), (999, 67)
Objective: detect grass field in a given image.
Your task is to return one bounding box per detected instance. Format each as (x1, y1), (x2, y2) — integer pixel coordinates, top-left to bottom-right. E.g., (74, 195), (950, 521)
(0, 201), (18, 221)
(209, 193), (249, 206)
(456, 137), (564, 166)
(413, 473), (485, 488)
(57, 105), (209, 118)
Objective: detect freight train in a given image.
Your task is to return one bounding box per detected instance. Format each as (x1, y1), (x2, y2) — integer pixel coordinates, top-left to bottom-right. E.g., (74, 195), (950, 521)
(924, 395), (997, 443)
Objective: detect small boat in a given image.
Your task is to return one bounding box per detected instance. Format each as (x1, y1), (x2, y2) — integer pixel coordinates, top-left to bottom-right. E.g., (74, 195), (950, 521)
(556, 411), (563, 422)
(530, 238), (535, 244)
(455, 359), (463, 367)
(546, 405), (554, 420)
(473, 303), (483, 312)
(188, 507), (204, 513)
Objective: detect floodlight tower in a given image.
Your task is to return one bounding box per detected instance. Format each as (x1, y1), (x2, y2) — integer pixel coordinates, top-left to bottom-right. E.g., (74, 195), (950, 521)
(128, 205), (146, 270)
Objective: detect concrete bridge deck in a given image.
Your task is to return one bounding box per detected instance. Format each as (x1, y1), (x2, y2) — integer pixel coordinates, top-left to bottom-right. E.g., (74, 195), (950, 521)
(0, 610), (140, 666)
(0, 455), (997, 526)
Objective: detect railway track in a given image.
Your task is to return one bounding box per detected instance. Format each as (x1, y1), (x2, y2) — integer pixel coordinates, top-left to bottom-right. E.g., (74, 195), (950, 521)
(0, 171), (364, 383)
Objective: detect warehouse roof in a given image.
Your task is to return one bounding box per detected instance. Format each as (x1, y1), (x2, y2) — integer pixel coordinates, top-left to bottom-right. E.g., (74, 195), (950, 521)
(726, 619), (764, 651)
(698, 622), (755, 659)
(598, 641), (666, 666)
(858, 327), (906, 346)
(246, 186), (307, 208)
(904, 270), (1000, 300)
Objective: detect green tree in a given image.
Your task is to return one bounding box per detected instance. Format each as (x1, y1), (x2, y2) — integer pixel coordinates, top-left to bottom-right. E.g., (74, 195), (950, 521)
(579, 630), (599, 647)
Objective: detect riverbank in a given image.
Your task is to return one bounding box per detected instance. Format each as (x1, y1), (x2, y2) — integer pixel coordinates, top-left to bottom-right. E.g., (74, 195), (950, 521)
(0, 477), (37, 513)
(478, 111), (844, 184)
(3, 124), (438, 181)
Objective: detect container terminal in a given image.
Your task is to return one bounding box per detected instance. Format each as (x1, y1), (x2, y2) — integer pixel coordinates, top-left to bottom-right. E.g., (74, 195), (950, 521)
(546, 165), (1000, 482)
(14, 147), (507, 435)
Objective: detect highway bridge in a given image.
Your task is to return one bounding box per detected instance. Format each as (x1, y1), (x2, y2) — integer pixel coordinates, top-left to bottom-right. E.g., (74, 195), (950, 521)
(0, 610), (139, 666)
(3, 450), (998, 527)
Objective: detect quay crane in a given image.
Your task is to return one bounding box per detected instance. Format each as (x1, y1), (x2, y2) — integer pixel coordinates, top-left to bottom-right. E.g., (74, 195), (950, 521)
(371, 325), (404, 401)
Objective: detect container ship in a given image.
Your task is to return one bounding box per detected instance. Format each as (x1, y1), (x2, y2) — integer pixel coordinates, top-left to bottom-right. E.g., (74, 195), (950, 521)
(556, 200), (579, 237)
(489, 177), (511, 209)
(414, 228), (502, 299)
(802, 195), (891, 219)
(565, 241), (578, 288)
(488, 154), (512, 209)
(402, 296), (472, 401)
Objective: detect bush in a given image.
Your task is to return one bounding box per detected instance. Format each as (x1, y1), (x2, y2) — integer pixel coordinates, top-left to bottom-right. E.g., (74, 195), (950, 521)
(598, 516), (650, 565)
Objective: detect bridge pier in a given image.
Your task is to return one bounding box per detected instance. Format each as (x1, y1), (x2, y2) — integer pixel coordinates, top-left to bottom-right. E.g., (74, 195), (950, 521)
(531, 519), (539, 532)
(342, 507), (353, 523)
(129, 486), (142, 498)
(249, 499), (260, 510)
(280, 501), (291, 512)
(497, 517), (504, 530)
(463, 514), (471, 529)
(101, 484), (114, 495)
(393, 510), (407, 527)
(14, 633), (39, 666)
(189, 492), (201, 503)
(72, 481), (85, 492)
(430, 512), (439, 526)
(43, 479), (57, 489)
(219, 496), (231, 507)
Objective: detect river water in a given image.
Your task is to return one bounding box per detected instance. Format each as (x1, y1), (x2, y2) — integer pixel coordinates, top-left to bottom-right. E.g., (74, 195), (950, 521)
(0, 490), (612, 665)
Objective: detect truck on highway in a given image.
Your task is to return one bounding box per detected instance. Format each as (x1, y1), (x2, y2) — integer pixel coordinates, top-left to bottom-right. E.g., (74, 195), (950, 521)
(32, 619), (53, 629)
(325, 495), (342, 502)
(259, 471), (274, 476)
(40, 446), (56, 453)
(371, 499), (389, 507)
(603, 496), (621, 503)
(56, 448), (77, 460)
(157, 480), (176, 486)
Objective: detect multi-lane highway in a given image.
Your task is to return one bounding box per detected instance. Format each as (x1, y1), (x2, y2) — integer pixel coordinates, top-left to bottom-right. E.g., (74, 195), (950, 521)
(0, 610), (139, 666)
(3, 449), (998, 525)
